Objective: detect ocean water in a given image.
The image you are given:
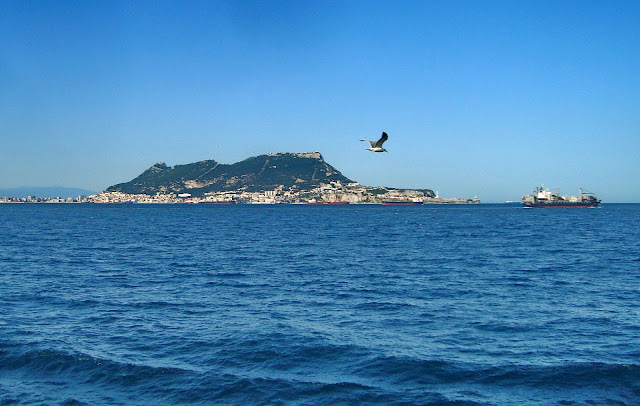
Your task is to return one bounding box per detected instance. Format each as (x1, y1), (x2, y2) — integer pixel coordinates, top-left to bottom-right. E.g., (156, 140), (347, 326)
(1, 203), (639, 406)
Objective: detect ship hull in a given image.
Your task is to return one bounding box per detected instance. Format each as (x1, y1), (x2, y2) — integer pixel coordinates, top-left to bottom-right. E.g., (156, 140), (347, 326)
(381, 201), (423, 206)
(523, 202), (600, 208)
(306, 201), (350, 205)
(201, 201), (236, 205)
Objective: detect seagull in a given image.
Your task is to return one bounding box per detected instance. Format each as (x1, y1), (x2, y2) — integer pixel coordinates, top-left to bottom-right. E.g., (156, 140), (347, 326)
(360, 132), (389, 152)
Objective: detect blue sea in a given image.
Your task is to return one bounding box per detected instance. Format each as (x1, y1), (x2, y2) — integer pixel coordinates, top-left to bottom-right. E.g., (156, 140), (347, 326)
(1, 203), (639, 405)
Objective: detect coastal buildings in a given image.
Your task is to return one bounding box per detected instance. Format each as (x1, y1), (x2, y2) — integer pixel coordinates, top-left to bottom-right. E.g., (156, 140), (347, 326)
(2, 182), (479, 205)
(0, 195), (90, 203)
(84, 182), (480, 205)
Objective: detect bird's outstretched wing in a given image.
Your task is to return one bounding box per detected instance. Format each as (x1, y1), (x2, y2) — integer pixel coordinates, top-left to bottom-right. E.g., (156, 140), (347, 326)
(360, 139), (377, 148)
(375, 132), (388, 148)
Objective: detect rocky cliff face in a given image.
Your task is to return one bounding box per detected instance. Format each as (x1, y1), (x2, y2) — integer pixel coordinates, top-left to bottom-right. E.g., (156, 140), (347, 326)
(107, 152), (354, 196)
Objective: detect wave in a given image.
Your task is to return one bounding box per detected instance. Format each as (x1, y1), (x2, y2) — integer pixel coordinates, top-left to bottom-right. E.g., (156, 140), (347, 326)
(478, 362), (640, 389)
(353, 300), (417, 311)
(0, 347), (187, 383)
(353, 354), (640, 391)
(3, 339), (639, 405)
(162, 374), (482, 405)
(0, 344), (484, 405)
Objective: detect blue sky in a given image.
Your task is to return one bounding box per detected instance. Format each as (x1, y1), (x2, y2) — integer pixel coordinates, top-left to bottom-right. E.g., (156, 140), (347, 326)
(1, 1), (638, 202)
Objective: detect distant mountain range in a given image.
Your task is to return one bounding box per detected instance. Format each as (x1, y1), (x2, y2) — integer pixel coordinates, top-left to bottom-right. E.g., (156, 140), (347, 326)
(106, 152), (356, 196)
(0, 187), (96, 199)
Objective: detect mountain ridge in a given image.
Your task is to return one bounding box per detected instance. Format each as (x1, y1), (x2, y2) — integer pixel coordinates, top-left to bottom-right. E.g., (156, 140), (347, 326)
(106, 152), (355, 196)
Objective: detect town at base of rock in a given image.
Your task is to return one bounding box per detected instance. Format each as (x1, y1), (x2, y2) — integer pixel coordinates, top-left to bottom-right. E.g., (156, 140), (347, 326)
(88, 182), (479, 204)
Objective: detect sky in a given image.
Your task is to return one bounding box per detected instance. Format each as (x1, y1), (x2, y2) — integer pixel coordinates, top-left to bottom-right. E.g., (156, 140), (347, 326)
(1, 1), (639, 202)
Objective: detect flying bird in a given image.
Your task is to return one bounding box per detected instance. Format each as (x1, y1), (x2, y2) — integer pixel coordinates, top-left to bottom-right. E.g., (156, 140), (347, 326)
(360, 132), (389, 152)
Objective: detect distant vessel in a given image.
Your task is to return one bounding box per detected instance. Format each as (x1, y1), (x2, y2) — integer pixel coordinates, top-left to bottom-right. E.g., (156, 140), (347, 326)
(522, 186), (600, 208)
(306, 200), (349, 205)
(201, 201), (236, 205)
(381, 201), (423, 206)
(100, 201), (134, 204)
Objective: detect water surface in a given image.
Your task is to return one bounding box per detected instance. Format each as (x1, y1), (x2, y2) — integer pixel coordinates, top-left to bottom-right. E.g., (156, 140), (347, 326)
(1, 204), (639, 405)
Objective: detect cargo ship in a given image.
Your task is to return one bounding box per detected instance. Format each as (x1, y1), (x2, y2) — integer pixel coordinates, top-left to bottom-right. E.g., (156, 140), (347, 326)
(306, 200), (349, 205)
(522, 186), (600, 208)
(381, 201), (423, 206)
(200, 201), (236, 205)
(100, 200), (134, 204)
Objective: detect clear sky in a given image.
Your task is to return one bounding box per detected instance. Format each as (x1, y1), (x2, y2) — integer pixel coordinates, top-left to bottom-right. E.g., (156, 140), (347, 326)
(1, 1), (638, 202)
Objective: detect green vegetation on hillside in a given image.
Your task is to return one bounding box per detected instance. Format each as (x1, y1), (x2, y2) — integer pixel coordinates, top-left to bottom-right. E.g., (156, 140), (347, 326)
(107, 152), (354, 196)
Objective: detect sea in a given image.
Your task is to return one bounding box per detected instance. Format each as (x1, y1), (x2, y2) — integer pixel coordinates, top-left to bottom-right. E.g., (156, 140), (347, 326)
(1, 203), (639, 406)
